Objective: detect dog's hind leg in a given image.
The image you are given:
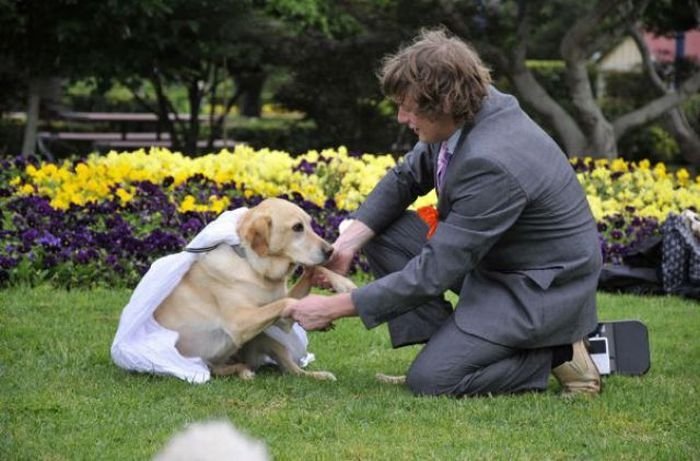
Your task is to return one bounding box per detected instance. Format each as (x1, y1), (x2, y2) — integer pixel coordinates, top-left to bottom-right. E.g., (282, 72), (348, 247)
(255, 335), (336, 381)
(211, 363), (256, 380)
(375, 373), (406, 385)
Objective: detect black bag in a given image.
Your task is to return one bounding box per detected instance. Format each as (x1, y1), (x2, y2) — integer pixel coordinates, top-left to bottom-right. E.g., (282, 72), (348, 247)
(660, 211), (700, 300)
(598, 235), (663, 295)
(598, 210), (700, 300)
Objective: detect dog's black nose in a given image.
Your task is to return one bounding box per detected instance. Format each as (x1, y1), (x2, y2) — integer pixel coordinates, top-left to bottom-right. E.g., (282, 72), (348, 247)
(323, 246), (334, 260)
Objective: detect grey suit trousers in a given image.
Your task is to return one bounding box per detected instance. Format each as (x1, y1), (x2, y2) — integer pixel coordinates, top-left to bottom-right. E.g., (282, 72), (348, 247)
(363, 211), (553, 396)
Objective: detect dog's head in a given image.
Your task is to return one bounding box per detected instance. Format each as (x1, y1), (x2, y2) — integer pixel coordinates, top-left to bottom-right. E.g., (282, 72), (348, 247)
(237, 198), (333, 269)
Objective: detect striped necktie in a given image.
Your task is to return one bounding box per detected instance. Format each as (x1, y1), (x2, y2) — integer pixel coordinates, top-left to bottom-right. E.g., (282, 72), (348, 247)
(436, 141), (451, 193)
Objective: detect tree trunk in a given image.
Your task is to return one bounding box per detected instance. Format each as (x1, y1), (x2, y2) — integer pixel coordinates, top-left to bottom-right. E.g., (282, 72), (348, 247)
(560, 1), (632, 159)
(505, 2), (588, 156)
(21, 79), (41, 158)
(150, 72), (184, 152)
(186, 78), (201, 154)
(510, 70), (588, 155)
(570, 60), (619, 158)
(665, 107), (700, 165)
(235, 72), (265, 118)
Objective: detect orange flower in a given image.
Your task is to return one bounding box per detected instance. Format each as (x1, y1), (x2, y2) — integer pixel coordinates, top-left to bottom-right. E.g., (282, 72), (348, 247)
(416, 205), (439, 238)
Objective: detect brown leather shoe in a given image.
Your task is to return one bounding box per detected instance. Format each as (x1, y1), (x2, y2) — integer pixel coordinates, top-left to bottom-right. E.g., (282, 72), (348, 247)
(552, 339), (601, 396)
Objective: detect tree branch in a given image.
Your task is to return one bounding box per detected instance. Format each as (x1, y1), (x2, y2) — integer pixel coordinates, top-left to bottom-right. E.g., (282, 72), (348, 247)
(628, 25), (667, 91)
(512, 0), (529, 72)
(212, 85), (243, 140)
(561, 1), (628, 60)
(622, 24), (700, 163)
(507, 0), (586, 154)
(150, 69), (184, 149)
(207, 65), (221, 147)
(125, 81), (159, 115)
(560, 0), (652, 157)
(613, 70), (700, 137)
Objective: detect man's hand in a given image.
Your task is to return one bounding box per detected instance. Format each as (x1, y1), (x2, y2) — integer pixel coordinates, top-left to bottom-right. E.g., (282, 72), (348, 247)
(284, 294), (336, 331)
(325, 245), (355, 276)
(314, 219), (375, 287)
(283, 292), (357, 331)
(312, 247), (355, 288)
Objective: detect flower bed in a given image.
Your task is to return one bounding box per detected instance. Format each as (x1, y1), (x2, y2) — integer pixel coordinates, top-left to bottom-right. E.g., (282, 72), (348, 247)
(571, 157), (699, 264)
(1, 147), (698, 287)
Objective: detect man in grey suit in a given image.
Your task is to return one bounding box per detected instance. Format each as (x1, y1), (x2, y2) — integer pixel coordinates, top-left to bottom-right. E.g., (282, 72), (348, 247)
(284, 29), (602, 397)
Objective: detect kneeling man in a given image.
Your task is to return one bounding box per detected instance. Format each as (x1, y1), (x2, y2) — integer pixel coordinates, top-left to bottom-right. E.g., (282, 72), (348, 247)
(285, 29), (602, 398)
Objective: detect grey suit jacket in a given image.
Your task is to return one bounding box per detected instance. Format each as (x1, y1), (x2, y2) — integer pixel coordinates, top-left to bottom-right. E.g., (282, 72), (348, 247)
(351, 87), (602, 348)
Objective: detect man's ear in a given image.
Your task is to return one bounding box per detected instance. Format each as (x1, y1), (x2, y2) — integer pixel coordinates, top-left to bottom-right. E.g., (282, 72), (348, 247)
(240, 214), (271, 256)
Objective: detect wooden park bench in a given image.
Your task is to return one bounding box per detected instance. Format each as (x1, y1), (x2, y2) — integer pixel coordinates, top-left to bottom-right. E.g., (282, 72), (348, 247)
(38, 111), (236, 153)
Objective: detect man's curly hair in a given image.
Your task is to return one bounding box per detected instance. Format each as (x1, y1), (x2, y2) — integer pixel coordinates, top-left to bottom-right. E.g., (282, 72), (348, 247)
(379, 28), (492, 124)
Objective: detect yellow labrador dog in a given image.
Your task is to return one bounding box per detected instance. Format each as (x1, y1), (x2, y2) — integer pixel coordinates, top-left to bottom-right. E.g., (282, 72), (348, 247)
(154, 198), (355, 381)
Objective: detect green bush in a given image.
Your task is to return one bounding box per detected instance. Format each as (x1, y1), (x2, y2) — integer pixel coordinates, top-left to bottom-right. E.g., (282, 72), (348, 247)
(227, 117), (318, 155)
(682, 93), (700, 133)
(0, 118), (24, 155)
(274, 32), (400, 154)
(617, 123), (681, 164)
(602, 71), (683, 163)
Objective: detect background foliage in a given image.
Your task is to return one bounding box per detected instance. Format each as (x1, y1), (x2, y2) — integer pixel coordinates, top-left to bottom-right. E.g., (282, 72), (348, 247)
(1, 147), (698, 289)
(1, 0), (699, 162)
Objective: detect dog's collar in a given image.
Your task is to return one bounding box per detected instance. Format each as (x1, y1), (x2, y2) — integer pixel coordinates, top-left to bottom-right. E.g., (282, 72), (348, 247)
(183, 243), (247, 259)
(231, 244), (247, 259)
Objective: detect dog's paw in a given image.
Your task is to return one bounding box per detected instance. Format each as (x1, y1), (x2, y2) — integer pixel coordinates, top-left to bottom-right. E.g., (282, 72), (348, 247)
(238, 369), (256, 381)
(316, 267), (357, 293)
(307, 370), (337, 381)
(329, 277), (357, 293)
(273, 317), (295, 332)
(212, 363), (255, 380)
(375, 373), (406, 385)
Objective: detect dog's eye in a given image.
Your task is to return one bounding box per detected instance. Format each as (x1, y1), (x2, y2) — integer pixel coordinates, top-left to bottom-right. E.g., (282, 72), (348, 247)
(292, 222), (304, 232)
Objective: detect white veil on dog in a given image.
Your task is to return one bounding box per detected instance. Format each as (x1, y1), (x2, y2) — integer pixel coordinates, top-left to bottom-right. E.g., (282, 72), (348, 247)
(110, 208), (313, 383)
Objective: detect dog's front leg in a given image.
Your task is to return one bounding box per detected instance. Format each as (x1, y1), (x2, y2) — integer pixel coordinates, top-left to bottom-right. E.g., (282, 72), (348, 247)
(314, 266), (357, 293)
(287, 268), (314, 299)
(224, 298), (295, 348)
(287, 266), (356, 299)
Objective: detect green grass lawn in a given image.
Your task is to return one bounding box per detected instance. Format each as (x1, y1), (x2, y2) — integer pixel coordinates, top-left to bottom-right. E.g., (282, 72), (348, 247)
(1, 285), (698, 460)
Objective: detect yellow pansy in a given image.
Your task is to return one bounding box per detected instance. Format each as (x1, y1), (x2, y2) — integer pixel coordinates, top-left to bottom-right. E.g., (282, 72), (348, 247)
(610, 158), (628, 173)
(9, 149), (699, 228)
(676, 168), (690, 187)
(19, 184), (35, 195)
(653, 162), (667, 179)
(208, 195), (230, 214)
(179, 195), (197, 213)
(115, 187), (134, 204)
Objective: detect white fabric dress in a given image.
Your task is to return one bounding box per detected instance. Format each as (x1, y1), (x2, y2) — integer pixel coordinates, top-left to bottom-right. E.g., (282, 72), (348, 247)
(110, 208), (312, 383)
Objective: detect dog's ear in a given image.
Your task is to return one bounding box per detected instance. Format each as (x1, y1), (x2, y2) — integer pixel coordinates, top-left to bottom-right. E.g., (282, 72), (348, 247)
(241, 214), (272, 256)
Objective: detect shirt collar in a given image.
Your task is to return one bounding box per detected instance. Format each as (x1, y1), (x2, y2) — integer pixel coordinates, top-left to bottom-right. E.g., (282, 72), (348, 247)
(444, 126), (462, 154)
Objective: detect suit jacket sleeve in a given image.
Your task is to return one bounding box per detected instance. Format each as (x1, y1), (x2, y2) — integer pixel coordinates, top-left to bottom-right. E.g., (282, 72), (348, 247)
(353, 141), (437, 234)
(351, 155), (528, 329)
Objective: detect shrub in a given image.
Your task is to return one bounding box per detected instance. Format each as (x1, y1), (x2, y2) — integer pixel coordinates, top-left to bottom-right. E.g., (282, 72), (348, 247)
(2, 148), (698, 288)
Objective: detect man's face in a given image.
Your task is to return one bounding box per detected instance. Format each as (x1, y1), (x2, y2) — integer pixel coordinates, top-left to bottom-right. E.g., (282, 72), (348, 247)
(397, 98), (459, 143)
